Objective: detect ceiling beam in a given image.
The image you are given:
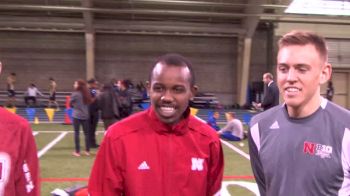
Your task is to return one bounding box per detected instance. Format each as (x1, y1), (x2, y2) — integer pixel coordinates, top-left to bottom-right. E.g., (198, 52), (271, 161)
(243, 0), (264, 38)
(261, 16), (350, 25)
(0, 3), (346, 21)
(82, 0), (94, 33)
(95, 20), (245, 35)
(96, 0), (288, 9)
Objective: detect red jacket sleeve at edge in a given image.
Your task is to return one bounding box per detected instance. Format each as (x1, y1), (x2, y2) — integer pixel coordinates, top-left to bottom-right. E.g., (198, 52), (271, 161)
(17, 122), (40, 196)
(88, 132), (124, 196)
(208, 139), (224, 196)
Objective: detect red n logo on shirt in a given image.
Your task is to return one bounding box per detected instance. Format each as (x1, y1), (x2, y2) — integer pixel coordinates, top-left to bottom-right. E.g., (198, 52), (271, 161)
(191, 158), (204, 171)
(303, 141), (315, 155)
(0, 153), (11, 196)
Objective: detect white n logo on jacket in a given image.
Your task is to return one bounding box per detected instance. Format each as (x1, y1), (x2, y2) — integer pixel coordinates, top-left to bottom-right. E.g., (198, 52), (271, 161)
(191, 157), (204, 171)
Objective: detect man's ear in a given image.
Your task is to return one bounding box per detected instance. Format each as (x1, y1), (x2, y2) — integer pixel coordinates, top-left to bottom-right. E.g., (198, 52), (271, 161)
(146, 81), (151, 93)
(320, 63), (332, 85)
(0, 62), (2, 74)
(191, 85), (198, 98)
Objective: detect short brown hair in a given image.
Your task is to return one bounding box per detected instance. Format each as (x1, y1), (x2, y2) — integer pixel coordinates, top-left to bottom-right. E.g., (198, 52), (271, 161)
(75, 79), (93, 104)
(226, 112), (236, 118)
(278, 31), (328, 62)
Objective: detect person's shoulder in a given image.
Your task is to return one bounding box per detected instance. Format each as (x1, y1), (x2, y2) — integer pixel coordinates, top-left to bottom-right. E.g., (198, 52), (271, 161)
(0, 107), (31, 133)
(233, 118), (243, 124)
(250, 105), (283, 126)
(271, 81), (278, 89)
(188, 115), (220, 140)
(71, 91), (80, 97)
(324, 101), (350, 125)
(105, 111), (148, 140)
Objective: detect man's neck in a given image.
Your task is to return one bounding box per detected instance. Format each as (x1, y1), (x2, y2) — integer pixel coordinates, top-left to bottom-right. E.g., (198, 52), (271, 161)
(267, 80), (273, 87)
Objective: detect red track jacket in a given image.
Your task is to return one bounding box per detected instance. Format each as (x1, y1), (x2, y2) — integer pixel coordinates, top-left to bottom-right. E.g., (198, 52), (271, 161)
(89, 108), (224, 196)
(0, 107), (40, 196)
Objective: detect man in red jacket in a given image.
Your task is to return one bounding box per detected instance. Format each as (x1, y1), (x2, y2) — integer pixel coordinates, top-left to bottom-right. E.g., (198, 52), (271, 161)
(0, 61), (40, 195)
(88, 53), (224, 196)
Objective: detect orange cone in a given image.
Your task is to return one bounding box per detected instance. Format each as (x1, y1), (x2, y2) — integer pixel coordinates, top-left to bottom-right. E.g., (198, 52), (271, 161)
(63, 96), (72, 125)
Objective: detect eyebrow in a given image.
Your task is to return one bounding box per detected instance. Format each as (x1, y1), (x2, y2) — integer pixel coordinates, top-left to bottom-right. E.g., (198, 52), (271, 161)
(277, 63), (288, 67)
(277, 63), (310, 68)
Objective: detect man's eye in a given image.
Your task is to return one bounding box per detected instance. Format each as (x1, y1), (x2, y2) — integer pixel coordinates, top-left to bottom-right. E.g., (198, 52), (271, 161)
(173, 87), (185, 93)
(153, 86), (163, 92)
(297, 67), (308, 73)
(278, 66), (288, 73)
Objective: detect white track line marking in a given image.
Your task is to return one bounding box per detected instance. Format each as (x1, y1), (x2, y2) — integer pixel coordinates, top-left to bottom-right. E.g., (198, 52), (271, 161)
(37, 132), (68, 158)
(33, 132), (39, 136)
(220, 139), (250, 160)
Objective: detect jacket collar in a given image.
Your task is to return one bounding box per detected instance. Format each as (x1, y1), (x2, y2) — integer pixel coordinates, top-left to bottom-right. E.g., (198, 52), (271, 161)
(147, 107), (191, 135)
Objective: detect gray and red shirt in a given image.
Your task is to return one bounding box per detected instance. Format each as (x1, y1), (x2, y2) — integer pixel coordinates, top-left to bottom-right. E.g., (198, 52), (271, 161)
(249, 97), (350, 196)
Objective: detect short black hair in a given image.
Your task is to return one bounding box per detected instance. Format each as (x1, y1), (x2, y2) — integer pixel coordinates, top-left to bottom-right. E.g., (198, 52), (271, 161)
(87, 78), (96, 84)
(149, 53), (195, 86)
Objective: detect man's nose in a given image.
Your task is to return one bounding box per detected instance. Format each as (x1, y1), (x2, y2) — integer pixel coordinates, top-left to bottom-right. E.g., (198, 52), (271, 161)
(287, 69), (297, 81)
(160, 90), (173, 102)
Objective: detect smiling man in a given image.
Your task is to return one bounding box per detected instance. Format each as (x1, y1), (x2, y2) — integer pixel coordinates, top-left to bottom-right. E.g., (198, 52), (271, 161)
(248, 31), (350, 196)
(88, 53), (224, 196)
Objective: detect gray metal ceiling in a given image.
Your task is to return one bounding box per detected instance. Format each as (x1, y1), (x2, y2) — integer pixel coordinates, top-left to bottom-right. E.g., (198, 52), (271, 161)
(0, 0), (348, 37)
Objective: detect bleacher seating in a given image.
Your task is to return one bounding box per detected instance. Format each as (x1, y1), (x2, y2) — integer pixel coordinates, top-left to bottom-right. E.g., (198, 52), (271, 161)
(1, 106), (257, 124)
(190, 92), (220, 109)
(0, 89), (234, 124)
(0, 90), (70, 108)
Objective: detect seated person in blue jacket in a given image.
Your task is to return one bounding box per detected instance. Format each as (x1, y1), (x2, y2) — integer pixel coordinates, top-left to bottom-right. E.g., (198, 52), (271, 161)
(217, 112), (244, 141)
(207, 111), (220, 131)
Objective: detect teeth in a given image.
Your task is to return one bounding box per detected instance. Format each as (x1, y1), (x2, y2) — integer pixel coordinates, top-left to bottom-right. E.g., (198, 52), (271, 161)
(160, 106), (175, 115)
(161, 106), (174, 111)
(286, 87), (299, 92)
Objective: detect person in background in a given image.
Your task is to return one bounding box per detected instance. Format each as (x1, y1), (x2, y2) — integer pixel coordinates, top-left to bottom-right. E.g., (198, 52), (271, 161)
(97, 83), (120, 130)
(116, 80), (133, 118)
(249, 30), (350, 195)
(0, 61), (40, 195)
(253, 72), (279, 111)
(217, 112), (244, 141)
(207, 111), (220, 131)
(87, 78), (100, 148)
(136, 81), (148, 100)
(88, 53), (224, 195)
(48, 77), (60, 110)
(6, 72), (16, 107)
(24, 83), (44, 107)
(70, 79), (93, 157)
(326, 80), (334, 101)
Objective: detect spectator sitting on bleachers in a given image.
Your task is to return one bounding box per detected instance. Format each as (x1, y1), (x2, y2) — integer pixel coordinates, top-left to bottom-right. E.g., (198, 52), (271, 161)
(24, 83), (44, 107)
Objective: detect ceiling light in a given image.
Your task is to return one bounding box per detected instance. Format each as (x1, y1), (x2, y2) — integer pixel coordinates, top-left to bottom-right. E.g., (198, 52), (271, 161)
(285, 0), (350, 16)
